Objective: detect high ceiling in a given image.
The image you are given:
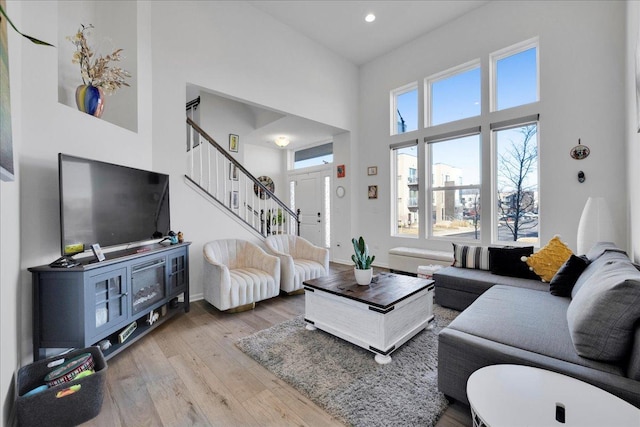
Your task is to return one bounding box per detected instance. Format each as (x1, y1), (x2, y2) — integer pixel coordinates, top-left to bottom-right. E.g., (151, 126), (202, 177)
(248, 1), (489, 65)
(199, 1), (491, 150)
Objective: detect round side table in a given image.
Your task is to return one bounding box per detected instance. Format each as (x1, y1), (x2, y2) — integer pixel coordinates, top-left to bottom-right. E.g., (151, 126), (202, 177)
(466, 364), (640, 427)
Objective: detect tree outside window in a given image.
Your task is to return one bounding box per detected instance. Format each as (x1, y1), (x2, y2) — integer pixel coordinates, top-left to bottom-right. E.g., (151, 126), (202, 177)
(495, 124), (538, 243)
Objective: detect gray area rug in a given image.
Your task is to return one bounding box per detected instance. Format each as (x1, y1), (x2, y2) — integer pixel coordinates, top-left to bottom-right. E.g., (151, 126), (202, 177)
(236, 304), (459, 427)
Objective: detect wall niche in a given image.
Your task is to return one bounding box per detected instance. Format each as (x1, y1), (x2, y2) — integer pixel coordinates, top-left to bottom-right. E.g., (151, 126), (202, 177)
(57, 1), (138, 132)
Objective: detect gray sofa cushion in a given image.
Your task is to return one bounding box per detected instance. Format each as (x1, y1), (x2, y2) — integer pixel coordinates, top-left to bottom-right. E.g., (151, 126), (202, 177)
(629, 326), (640, 381)
(571, 249), (630, 298)
(567, 255), (640, 362)
(446, 285), (624, 375)
(434, 266), (547, 296)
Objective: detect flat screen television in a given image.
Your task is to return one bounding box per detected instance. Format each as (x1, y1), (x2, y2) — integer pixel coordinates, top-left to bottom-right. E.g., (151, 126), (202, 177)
(58, 153), (170, 256)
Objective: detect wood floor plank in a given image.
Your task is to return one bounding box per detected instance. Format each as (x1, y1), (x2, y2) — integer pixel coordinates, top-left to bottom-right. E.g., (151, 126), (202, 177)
(96, 350), (165, 427)
(248, 364), (342, 427)
(241, 388), (308, 427)
(168, 353), (261, 426)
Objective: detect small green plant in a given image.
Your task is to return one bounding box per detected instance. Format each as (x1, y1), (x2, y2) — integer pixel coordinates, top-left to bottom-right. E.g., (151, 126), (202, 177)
(351, 236), (375, 270)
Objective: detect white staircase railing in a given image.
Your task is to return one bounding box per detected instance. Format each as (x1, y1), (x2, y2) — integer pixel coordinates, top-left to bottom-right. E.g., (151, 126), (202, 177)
(185, 117), (299, 237)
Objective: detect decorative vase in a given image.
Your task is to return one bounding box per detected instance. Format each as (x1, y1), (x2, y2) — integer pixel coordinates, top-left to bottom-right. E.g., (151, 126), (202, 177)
(75, 84), (105, 118)
(354, 267), (373, 286)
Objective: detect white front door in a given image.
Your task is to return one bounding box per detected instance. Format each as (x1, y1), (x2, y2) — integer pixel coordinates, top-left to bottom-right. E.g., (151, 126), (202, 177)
(291, 170), (329, 247)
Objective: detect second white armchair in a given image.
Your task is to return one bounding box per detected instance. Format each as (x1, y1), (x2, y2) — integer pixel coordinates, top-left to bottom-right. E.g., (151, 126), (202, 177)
(265, 235), (329, 294)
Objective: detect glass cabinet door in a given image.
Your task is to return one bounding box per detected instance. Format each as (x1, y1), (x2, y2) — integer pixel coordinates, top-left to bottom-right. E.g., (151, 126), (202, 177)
(168, 252), (187, 294)
(89, 268), (128, 338)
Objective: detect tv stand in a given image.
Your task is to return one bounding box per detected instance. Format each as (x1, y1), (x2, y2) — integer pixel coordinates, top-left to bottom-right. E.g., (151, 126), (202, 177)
(28, 242), (190, 361)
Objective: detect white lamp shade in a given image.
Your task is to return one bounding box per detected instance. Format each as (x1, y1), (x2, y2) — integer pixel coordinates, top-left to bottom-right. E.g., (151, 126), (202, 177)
(576, 197), (616, 254)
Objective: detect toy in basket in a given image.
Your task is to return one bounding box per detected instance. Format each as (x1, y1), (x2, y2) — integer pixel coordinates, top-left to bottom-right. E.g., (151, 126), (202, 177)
(16, 347), (107, 427)
(44, 352), (94, 387)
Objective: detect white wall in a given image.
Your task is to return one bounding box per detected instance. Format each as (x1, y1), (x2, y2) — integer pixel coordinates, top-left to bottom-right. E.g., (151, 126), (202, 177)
(627, 0), (640, 262)
(358, 0), (627, 267)
(148, 1), (358, 302)
(1, 2), (23, 423)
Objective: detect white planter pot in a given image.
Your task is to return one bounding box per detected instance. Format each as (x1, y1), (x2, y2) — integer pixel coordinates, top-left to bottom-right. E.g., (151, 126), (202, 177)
(354, 267), (373, 285)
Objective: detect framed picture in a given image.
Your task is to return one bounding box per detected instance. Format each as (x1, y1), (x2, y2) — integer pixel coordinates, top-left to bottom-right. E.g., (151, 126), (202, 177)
(229, 134), (239, 152)
(91, 243), (106, 262)
(229, 163), (238, 180)
(367, 166), (378, 176)
(368, 185), (378, 199)
(337, 164), (346, 178)
(230, 191), (239, 209)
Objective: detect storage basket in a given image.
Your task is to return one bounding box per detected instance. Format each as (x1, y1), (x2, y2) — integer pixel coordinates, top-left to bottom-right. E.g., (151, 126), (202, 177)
(16, 347), (107, 427)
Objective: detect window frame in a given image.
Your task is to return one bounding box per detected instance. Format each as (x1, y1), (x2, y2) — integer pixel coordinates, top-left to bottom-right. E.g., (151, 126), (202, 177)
(491, 115), (540, 245)
(390, 139), (420, 238)
(390, 82), (419, 136)
(425, 127), (482, 240)
(489, 37), (540, 112)
(424, 59), (481, 128)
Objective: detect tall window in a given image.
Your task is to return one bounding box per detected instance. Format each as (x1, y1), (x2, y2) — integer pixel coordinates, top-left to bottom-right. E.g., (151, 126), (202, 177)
(390, 38), (539, 245)
(392, 143), (419, 237)
(391, 83), (418, 135)
(426, 61), (480, 127)
(428, 132), (481, 239)
(491, 39), (538, 111)
(493, 121), (539, 245)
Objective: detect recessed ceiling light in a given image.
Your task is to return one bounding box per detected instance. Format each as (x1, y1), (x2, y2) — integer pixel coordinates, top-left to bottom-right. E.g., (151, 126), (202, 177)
(365, 13), (376, 23)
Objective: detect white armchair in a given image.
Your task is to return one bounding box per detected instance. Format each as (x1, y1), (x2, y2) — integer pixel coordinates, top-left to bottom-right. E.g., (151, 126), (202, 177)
(203, 239), (280, 312)
(265, 235), (329, 294)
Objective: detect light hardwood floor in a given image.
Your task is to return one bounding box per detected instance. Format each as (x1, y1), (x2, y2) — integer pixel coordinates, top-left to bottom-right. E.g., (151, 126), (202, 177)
(82, 264), (472, 427)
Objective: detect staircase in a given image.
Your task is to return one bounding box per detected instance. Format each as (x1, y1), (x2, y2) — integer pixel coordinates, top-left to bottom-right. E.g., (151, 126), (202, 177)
(185, 117), (299, 237)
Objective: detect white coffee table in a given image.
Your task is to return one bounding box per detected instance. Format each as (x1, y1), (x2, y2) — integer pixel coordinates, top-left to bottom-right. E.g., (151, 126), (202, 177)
(303, 271), (434, 364)
(467, 364), (640, 427)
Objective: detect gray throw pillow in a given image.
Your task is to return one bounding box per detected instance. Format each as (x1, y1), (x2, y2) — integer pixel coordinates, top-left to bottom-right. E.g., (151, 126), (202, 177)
(567, 257), (640, 361)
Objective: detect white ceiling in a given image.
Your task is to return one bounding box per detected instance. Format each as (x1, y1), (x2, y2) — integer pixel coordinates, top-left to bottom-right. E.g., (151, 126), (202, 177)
(248, 0), (489, 65)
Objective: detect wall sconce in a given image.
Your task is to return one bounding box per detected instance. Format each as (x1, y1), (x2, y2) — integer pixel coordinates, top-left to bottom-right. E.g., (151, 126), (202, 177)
(275, 136), (290, 148)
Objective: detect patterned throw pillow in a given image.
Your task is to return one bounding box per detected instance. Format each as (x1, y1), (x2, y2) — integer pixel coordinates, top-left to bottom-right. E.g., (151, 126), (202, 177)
(452, 243), (490, 270)
(522, 236), (573, 282)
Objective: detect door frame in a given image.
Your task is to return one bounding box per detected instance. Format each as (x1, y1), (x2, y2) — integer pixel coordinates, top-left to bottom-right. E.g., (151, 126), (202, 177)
(288, 165), (332, 248)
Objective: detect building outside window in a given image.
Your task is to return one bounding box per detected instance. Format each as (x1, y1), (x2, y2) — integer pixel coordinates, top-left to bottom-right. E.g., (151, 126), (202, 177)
(428, 133), (481, 239)
(392, 143), (419, 237)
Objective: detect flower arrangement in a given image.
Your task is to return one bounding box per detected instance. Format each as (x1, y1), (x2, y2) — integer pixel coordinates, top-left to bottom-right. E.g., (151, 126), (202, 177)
(67, 24), (131, 95)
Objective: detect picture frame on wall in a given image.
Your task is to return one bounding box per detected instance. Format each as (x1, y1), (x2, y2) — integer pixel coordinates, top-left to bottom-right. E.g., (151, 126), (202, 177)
(229, 163), (238, 180)
(368, 185), (378, 199)
(367, 166), (378, 176)
(229, 134), (239, 152)
(337, 164), (345, 178)
(230, 191), (239, 209)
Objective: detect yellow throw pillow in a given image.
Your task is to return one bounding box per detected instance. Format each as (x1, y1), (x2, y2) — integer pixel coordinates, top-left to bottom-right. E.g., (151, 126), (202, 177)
(521, 236), (573, 282)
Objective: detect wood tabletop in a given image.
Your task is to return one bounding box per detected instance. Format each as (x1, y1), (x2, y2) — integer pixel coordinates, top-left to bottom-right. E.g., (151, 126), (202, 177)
(303, 270), (434, 310)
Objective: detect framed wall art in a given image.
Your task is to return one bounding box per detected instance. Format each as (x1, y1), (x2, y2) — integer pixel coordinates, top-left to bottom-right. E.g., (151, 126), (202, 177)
(367, 166), (378, 176)
(368, 185), (378, 199)
(229, 163), (238, 180)
(229, 134), (239, 152)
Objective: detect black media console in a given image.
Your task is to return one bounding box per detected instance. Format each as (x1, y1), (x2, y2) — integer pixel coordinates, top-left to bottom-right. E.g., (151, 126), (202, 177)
(28, 242), (190, 361)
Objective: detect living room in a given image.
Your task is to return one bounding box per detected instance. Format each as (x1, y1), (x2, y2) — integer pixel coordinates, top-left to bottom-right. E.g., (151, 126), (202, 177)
(2, 0), (640, 425)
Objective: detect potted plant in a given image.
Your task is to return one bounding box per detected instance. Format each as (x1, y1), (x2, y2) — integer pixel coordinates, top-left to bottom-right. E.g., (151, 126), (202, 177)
(351, 236), (375, 285)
